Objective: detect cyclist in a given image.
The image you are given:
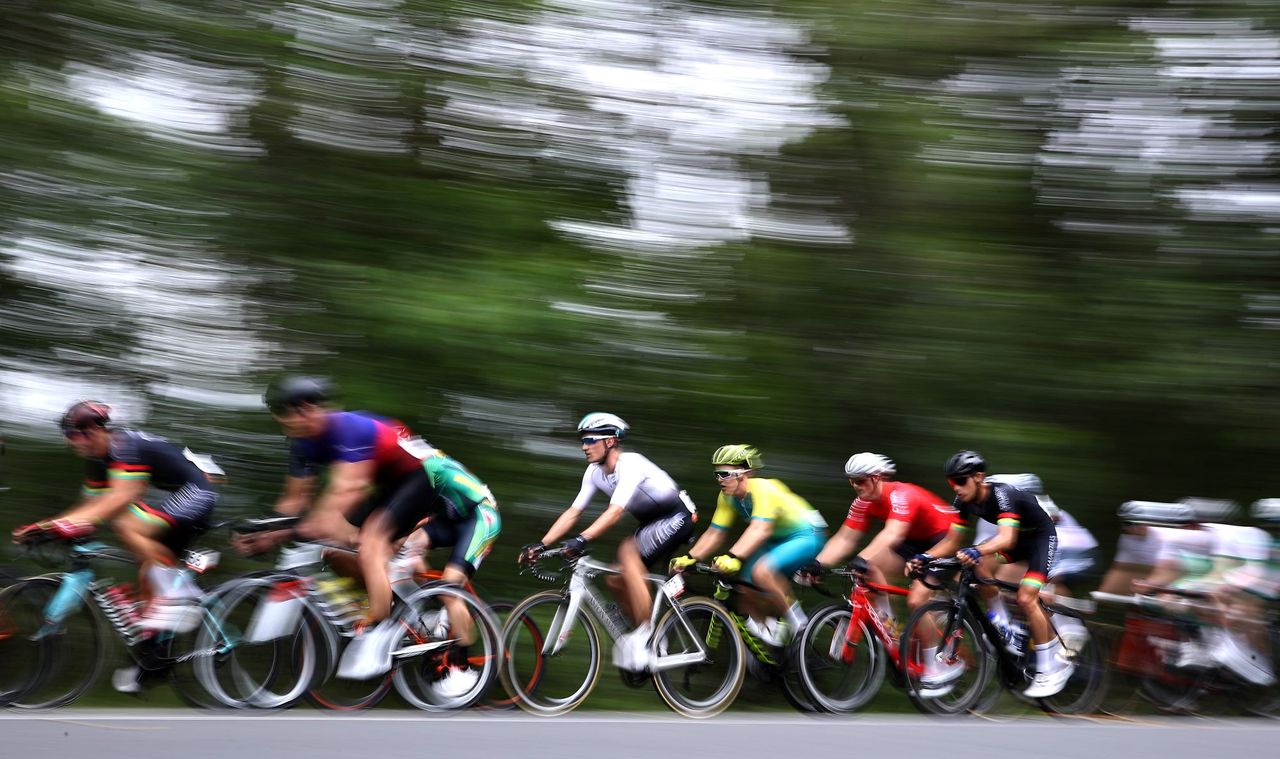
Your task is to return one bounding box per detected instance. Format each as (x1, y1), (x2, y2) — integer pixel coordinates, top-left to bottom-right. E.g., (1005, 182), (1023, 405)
(520, 413), (696, 672)
(12, 401), (219, 692)
(907, 451), (1070, 698)
(244, 377), (500, 695)
(977, 474), (1096, 651)
(670, 444), (827, 646)
(801, 453), (957, 628)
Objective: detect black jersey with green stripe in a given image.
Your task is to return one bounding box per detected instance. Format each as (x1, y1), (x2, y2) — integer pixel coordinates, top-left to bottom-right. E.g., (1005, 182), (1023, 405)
(953, 482), (1052, 535)
(83, 429), (213, 495)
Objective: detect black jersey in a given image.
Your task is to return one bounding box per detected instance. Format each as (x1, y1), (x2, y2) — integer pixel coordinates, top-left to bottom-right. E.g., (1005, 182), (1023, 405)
(953, 481), (1053, 535)
(83, 429), (213, 493)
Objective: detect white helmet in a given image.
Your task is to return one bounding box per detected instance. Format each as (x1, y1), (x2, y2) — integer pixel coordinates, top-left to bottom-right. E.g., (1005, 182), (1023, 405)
(1180, 497), (1239, 523)
(1253, 499), (1280, 525)
(1035, 495), (1061, 521)
(577, 412), (629, 440)
(1118, 500), (1196, 526)
(844, 452), (896, 478)
(987, 473), (1044, 494)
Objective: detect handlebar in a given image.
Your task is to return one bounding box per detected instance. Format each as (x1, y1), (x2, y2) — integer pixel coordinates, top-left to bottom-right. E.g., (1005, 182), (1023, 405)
(685, 562), (763, 592)
(232, 516), (301, 534)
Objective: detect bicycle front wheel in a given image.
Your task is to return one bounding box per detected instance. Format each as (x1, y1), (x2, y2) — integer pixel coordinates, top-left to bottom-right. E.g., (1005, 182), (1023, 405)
(499, 590), (601, 716)
(193, 576), (328, 709)
(652, 597), (746, 718)
(794, 603), (887, 713)
(390, 583), (502, 711)
(899, 600), (990, 715)
(2, 575), (108, 709)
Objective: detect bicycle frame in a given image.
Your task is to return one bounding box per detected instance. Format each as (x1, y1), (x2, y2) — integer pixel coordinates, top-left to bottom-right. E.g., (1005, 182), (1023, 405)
(538, 556), (711, 672)
(829, 575), (911, 672)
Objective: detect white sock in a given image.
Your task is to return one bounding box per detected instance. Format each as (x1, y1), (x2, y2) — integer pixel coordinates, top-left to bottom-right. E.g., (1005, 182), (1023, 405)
(1034, 639), (1062, 673)
(785, 601), (807, 631)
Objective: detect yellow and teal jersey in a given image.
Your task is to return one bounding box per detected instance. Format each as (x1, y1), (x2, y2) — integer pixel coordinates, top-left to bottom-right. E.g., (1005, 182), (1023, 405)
(711, 478), (826, 540)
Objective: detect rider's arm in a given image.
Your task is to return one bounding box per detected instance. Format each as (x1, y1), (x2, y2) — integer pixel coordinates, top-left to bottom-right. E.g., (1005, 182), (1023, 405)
(296, 459), (371, 546)
(729, 518), (773, 559)
(273, 474), (314, 516)
(815, 524), (864, 566)
(579, 504), (626, 542)
(969, 523), (1016, 558)
(923, 523), (966, 559)
(59, 473), (148, 524)
(687, 525), (726, 560)
(858, 519), (910, 563)
(539, 469), (597, 545)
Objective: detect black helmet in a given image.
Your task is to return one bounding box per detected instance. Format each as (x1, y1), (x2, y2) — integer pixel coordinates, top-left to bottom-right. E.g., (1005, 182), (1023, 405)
(60, 401), (111, 434)
(264, 376), (333, 415)
(944, 450), (986, 478)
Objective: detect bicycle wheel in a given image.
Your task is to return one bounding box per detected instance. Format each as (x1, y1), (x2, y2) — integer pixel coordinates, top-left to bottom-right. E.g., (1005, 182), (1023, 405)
(899, 600), (990, 716)
(794, 603), (886, 713)
(390, 583), (502, 711)
(1137, 623), (1208, 713)
(3, 575), (109, 709)
(194, 576), (328, 709)
(652, 596), (746, 718)
(479, 598), (538, 710)
(499, 590), (601, 716)
(1038, 622), (1109, 715)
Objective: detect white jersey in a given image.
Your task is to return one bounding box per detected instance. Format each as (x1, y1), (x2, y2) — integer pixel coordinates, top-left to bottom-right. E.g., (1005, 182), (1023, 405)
(569, 451), (692, 523)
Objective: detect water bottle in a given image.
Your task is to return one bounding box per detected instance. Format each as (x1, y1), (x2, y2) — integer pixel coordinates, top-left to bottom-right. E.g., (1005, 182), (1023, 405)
(987, 611), (1026, 656)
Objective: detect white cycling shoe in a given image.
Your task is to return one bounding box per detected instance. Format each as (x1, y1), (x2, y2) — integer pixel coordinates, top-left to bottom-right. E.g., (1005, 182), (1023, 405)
(611, 624), (654, 672)
(337, 619), (402, 680)
(111, 666), (143, 694)
(919, 659), (965, 698)
(433, 666), (481, 699)
(1212, 633), (1276, 686)
(1023, 662), (1076, 698)
(138, 598), (203, 633)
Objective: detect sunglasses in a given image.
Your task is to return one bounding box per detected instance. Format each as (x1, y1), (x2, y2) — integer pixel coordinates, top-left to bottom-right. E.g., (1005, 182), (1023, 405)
(580, 435), (614, 445)
(713, 469), (749, 481)
(948, 475), (971, 487)
(848, 476), (872, 487)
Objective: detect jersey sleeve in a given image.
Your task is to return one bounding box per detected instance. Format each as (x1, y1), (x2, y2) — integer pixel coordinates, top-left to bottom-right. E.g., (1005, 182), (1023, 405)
(286, 440), (320, 478)
(950, 497), (973, 534)
(608, 456), (645, 510)
(568, 467), (598, 511)
(884, 487), (918, 525)
(843, 499), (870, 532)
(993, 486), (1022, 529)
(330, 414), (378, 464)
(710, 492), (737, 530)
(82, 460), (110, 497)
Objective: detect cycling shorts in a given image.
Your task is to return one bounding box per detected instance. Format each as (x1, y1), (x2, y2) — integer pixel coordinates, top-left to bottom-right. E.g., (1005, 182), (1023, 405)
(632, 510), (695, 569)
(359, 466), (437, 539)
(421, 501), (502, 577)
(994, 529), (1058, 588)
(744, 528), (825, 579)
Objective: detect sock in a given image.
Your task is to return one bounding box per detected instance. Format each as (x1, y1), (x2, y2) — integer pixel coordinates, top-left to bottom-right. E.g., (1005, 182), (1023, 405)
(1035, 639), (1062, 673)
(785, 601), (807, 631)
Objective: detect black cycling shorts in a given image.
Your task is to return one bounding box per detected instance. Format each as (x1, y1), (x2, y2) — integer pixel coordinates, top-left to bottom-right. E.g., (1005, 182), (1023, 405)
(631, 510), (695, 570)
(995, 528), (1058, 585)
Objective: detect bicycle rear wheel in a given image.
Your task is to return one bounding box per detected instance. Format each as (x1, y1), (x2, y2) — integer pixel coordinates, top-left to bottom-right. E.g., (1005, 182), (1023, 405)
(899, 600), (989, 715)
(194, 577), (328, 709)
(794, 603), (886, 713)
(2, 576), (108, 709)
(1038, 622), (1109, 715)
(390, 583), (502, 711)
(499, 590), (600, 716)
(652, 597), (746, 718)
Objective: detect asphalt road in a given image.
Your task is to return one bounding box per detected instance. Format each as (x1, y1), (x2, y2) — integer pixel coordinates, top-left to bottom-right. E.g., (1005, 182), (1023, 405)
(2, 711), (1276, 759)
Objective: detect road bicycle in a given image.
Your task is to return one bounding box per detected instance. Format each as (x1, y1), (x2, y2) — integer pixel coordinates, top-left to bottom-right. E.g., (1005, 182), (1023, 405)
(501, 547), (745, 718)
(899, 557), (1107, 715)
(209, 516), (504, 711)
(0, 528), (234, 709)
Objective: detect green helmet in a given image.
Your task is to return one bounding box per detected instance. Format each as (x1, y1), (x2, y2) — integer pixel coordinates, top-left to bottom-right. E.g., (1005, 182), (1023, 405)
(712, 444), (762, 470)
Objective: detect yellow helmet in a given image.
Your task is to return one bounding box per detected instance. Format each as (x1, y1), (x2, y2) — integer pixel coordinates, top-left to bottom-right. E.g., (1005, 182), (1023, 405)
(712, 444), (762, 470)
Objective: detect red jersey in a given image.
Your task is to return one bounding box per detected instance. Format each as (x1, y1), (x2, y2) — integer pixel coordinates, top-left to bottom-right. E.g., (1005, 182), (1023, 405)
(843, 481), (958, 540)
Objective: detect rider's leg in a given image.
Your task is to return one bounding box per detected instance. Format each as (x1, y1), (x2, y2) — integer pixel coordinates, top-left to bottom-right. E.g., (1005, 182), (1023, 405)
(616, 537), (652, 627)
(357, 510), (397, 623)
(114, 507), (177, 602)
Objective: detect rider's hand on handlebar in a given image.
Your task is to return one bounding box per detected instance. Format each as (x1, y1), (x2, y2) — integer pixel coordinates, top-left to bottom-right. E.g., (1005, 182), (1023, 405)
(794, 560), (825, 587)
(956, 546), (982, 567)
(668, 554), (697, 573)
(905, 553), (933, 577)
(711, 553), (742, 575)
(13, 518), (94, 544)
(231, 529), (287, 557)
(560, 534), (589, 560)
(518, 542), (546, 566)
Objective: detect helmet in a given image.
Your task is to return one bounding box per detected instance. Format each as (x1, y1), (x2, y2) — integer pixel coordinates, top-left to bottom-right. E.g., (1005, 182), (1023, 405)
(576, 412), (629, 440)
(264, 376), (333, 414)
(1180, 497), (1239, 523)
(712, 444), (763, 470)
(1117, 500), (1196, 526)
(944, 450), (986, 478)
(1252, 499), (1280, 525)
(60, 401), (111, 433)
(844, 452), (895, 478)
(986, 473), (1043, 494)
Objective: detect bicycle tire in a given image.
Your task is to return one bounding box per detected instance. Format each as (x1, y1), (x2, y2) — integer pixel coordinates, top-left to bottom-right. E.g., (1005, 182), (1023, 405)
(794, 603), (886, 713)
(1038, 622), (1109, 715)
(899, 599), (990, 715)
(390, 583), (502, 711)
(480, 599), (540, 710)
(652, 596), (746, 718)
(3, 575), (109, 709)
(499, 590), (601, 716)
(193, 576), (328, 709)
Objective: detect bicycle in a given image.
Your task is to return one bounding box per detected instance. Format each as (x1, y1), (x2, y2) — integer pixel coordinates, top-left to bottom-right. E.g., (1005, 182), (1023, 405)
(792, 561), (912, 713)
(1093, 586), (1279, 716)
(500, 547), (745, 718)
(211, 516), (505, 711)
(899, 557), (1107, 716)
(0, 527), (236, 709)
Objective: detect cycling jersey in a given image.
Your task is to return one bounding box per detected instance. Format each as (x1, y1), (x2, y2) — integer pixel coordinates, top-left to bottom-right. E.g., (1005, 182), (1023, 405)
(569, 451), (694, 523)
(843, 481), (958, 540)
(711, 478), (827, 540)
(975, 506), (1097, 580)
(952, 482), (1054, 537)
(286, 411), (422, 487)
(83, 429), (217, 535)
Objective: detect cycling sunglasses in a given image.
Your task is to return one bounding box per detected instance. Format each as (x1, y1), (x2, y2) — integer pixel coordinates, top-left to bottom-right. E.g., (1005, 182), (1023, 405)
(948, 475), (971, 487)
(713, 469), (749, 481)
(580, 435), (615, 445)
